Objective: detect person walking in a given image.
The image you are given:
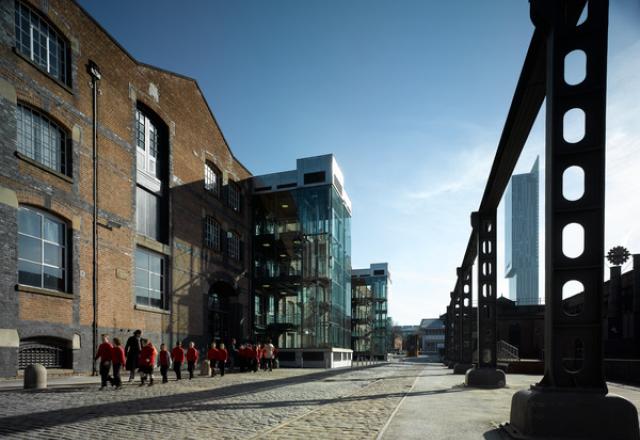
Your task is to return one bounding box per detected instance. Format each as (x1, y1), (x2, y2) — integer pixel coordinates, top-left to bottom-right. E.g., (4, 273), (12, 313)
(139, 339), (157, 386)
(171, 341), (185, 380)
(186, 342), (199, 380)
(263, 339), (275, 372)
(218, 343), (228, 377)
(95, 334), (113, 390)
(207, 342), (218, 377)
(228, 338), (238, 371)
(111, 337), (126, 389)
(125, 329), (142, 382)
(158, 343), (171, 383)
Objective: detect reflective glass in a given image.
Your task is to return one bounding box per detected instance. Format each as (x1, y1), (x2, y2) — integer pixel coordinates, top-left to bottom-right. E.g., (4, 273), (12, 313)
(19, 235), (41, 262)
(44, 217), (63, 244)
(18, 208), (41, 237)
(135, 268), (148, 288)
(43, 266), (64, 290)
(18, 260), (41, 287)
(43, 242), (61, 266)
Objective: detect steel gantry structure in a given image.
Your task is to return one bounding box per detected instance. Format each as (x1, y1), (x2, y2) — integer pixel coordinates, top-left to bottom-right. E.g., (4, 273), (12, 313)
(442, 0), (639, 438)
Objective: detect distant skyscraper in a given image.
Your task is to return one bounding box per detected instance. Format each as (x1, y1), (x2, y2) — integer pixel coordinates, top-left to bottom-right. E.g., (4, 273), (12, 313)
(505, 157), (539, 305)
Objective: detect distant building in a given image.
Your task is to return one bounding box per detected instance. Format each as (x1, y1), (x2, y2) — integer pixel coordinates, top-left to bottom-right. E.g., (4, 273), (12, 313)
(505, 157), (539, 305)
(251, 155), (352, 367)
(419, 318), (445, 357)
(351, 263), (391, 360)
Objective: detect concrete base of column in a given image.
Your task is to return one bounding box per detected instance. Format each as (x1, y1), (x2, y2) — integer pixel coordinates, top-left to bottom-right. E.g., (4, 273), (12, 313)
(452, 362), (473, 375)
(465, 367), (506, 388)
(502, 387), (640, 440)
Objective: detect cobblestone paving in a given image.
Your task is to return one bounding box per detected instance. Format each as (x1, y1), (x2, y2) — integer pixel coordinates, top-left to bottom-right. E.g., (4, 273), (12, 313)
(0, 363), (423, 440)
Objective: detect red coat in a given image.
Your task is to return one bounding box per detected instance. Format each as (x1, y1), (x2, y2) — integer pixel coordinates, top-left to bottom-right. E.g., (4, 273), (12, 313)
(207, 348), (219, 361)
(139, 344), (157, 368)
(111, 346), (126, 366)
(186, 347), (199, 362)
(95, 342), (113, 362)
(159, 350), (171, 367)
(218, 348), (228, 362)
(171, 346), (185, 363)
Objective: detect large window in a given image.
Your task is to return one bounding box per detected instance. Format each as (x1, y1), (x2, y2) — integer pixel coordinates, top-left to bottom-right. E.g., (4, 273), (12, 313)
(15, 1), (70, 85)
(18, 206), (68, 292)
(228, 181), (241, 212)
(134, 247), (165, 309)
(136, 187), (160, 240)
(135, 109), (160, 179)
(17, 104), (68, 176)
(227, 231), (240, 260)
(204, 216), (221, 251)
(204, 161), (221, 196)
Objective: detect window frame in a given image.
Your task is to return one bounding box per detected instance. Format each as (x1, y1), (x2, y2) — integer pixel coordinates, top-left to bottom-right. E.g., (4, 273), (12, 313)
(204, 216), (221, 251)
(204, 160), (222, 197)
(14, 0), (71, 87)
(17, 205), (69, 293)
(134, 247), (167, 310)
(227, 231), (240, 261)
(16, 103), (70, 177)
(228, 180), (241, 212)
(135, 108), (160, 180)
(135, 186), (161, 241)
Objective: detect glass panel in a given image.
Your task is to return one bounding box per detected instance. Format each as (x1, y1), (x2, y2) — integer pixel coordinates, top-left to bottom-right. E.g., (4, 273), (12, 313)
(135, 249), (148, 269)
(150, 274), (161, 291)
(149, 254), (162, 274)
(135, 268), (148, 288)
(43, 217), (63, 244)
(19, 208), (42, 237)
(43, 266), (64, 291)
(149, 288), (162, 308)
(19, 235), (42, 262)
(43, 242), (62, 267)
(135, 287), (149, 306)
(18, 259), (41, 287)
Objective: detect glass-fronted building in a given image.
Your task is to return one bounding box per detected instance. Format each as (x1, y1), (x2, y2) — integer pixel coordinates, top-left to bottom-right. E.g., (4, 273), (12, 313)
(505, 157), (539, 305)
(251, 155), (352, 367)
(351, 263), (390, 359)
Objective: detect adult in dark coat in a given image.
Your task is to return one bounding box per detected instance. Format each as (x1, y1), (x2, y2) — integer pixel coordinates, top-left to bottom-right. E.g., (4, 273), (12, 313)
(125, 329), (142, 382)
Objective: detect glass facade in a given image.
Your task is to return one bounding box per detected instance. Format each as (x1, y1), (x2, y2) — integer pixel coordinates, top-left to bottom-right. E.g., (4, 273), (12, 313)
(253, 184), (351, 349)
(351, 265), (390, 359)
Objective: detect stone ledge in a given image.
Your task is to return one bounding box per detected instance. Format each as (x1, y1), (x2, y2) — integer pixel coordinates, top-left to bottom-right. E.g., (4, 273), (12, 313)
(16, 284), (74, 299)
(134, 304), (170, 315)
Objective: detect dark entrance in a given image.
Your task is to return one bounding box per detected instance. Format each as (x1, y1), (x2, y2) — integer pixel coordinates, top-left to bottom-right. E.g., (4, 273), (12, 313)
(18, 337), (71, 369)
(208, 281), (235, 343)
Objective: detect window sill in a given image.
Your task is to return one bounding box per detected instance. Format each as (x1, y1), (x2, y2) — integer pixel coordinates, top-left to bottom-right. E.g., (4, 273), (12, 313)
(12, 48), (73, 95)
(135, 234), (170, 255)
(16, 284), (73, 299)
(15, 152), (73, 183)
(135, 304), (170, 315)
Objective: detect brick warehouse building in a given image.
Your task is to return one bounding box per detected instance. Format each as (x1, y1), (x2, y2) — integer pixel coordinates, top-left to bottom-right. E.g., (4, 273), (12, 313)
(0, 0), (252, 377)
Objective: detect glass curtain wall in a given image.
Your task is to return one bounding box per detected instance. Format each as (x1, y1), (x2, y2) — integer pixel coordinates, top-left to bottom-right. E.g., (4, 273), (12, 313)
(253, 184), (351, 349)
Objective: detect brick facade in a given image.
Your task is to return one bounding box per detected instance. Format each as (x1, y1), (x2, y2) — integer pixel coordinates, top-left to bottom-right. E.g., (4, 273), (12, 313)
(0, 0), (252, 377)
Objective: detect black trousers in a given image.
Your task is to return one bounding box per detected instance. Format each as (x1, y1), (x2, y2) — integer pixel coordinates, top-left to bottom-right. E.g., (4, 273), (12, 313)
(187, 361), (195, 379)
(160, 365), (168, 383)
(112, 363), (122, 387)
(173, 361), (182, 380)
(99, 361), (112, 387)
(265, 358), (273, 371)
(218, 360), (225, 376)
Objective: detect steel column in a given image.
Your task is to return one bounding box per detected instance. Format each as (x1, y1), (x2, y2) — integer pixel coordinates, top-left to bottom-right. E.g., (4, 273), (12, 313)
(505, 1), (639, 437)
(454, 267), (474, 373)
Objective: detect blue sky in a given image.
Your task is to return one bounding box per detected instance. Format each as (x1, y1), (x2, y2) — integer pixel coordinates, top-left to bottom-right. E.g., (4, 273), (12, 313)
(79, 0), (640, 325)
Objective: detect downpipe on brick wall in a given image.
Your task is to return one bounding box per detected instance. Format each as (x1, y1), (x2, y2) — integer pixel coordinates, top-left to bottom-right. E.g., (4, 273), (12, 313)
(88, 61), (101, 376)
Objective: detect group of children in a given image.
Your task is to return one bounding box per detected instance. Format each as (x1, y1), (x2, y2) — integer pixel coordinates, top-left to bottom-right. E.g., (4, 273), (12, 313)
(94, 332), (278, 390)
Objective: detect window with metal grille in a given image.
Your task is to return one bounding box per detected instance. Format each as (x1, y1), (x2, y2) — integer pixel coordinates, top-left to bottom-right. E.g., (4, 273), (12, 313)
(227, 231), (240, 260)
(228, 180), (241, 212)
(134, 247), (166, 309)
(18, 206), (68, 292)
(18, 338), (69, 369)
(204, 216), (221, 251)
(14, 1), (70, 85)
(135, 109), (160, 178)
(204, 161), (221, 196)
(16, 104), (68, 175)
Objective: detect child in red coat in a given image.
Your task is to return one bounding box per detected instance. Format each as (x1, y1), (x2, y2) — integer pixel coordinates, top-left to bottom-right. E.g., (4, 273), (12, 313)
(95, 334), (113, 390)
(158, 343), (171, 383)
(138, 339), (157, 386)
(186, 342), (199, 380)
(111, 337), (126, 389)
(207, 343), (219, 377)
(171, 342), (185, 380)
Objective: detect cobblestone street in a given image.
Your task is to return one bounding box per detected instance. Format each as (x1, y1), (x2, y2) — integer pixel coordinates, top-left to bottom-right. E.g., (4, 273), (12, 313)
(1, 363), (639, 440)
(0, 363), (420, 440)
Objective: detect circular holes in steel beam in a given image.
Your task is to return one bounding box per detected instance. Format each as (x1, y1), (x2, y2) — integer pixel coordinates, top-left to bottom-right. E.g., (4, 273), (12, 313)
(563, 108), (586, 144)
(562, 166), (585, 201)
(562, 223), (585, 259)
(562, 338), (584, 374)
(565, 50), (587, 86)
(562, 279), (584, 316)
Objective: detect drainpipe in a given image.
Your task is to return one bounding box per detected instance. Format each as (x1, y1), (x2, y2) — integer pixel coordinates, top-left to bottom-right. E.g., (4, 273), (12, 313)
(88, 61), (101, 376)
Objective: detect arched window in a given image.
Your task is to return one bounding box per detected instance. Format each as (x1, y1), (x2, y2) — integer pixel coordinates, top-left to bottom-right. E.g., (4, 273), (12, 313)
(14, 1), (71, 86)
(16, 104), (69, 176)
(136, 108), (161, 179)
(18, 206), (69, 292)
